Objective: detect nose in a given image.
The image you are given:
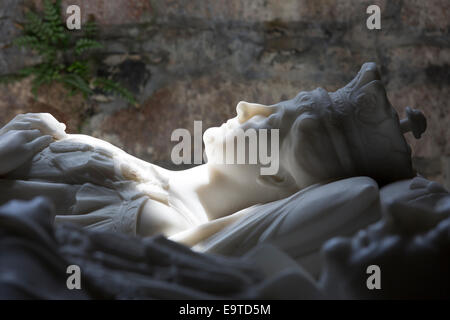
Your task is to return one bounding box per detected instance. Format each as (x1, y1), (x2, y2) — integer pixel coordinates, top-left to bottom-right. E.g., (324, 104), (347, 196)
(236, 101), (277, 123)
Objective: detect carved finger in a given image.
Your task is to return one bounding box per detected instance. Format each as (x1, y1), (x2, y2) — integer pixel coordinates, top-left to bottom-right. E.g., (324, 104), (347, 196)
(0, 121), (36, 134)
(27, 135), (53, 153)
(25, 117), (67, 140)
(21, 129), (42, 141)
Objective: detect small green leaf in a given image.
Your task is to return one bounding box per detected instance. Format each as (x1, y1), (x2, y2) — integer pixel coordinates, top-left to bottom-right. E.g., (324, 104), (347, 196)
(94, 77), (138, 106)
(74, 38), (103, 55)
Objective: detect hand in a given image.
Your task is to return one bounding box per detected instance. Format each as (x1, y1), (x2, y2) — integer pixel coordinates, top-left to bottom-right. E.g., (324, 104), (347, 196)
(0, 113), (67, 140)
(0, 129), (53, 175)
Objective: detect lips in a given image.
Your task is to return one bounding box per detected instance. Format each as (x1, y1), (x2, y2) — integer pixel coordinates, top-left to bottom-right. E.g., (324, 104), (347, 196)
(219, 118), (240, 134)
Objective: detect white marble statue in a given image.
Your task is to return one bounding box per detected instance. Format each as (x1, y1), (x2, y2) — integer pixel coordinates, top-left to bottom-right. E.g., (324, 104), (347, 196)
(0, 62), (428, 276)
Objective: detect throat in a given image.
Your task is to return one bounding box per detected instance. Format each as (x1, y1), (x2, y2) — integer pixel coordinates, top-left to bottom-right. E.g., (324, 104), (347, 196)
(167, 164), (290, 223)
(167, 165), (211, 225)
(195, 167), (273, 220)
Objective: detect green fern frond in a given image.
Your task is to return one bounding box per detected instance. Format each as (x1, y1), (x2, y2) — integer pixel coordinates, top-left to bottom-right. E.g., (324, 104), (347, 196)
(24, 11), (52, 42)
(83, 20), (99, 39)
(43, 0), (60, 24)
(67, 61), (89, 79)
(20, 63), (62, 97)
(94, 77), (138, 105)
(59, 73), (93, 97)
(30, 68), (57, 97)
(14, 35), (40, 50)
(43, 0), (67, 44)
(74, 38), (103, 55)
(5, 0), (137, 105)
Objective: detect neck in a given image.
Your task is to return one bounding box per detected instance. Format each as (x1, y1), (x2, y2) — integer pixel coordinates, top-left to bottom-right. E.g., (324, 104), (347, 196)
(168, 164), (292, 222)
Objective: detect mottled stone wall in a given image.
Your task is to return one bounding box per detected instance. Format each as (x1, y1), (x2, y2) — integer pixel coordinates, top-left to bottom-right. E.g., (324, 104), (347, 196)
(0, 0), (449, 187)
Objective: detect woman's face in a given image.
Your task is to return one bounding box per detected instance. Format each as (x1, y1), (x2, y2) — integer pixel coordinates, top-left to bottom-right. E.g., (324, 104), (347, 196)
(203, 62), (414, 190)
(203, 100), (289, 190)
(203, 100), (280, 166)
(203, 88), (344, 190)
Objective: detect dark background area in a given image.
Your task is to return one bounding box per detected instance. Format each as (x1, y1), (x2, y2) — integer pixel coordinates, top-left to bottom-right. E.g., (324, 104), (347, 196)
(0, 0), (449, 187)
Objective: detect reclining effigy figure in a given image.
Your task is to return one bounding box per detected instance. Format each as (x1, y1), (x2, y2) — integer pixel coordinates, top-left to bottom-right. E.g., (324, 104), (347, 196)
(0, 62), (441, 282)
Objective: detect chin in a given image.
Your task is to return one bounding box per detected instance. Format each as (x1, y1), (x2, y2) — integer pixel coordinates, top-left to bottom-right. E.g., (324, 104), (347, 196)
(203, 143), (223, 165)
